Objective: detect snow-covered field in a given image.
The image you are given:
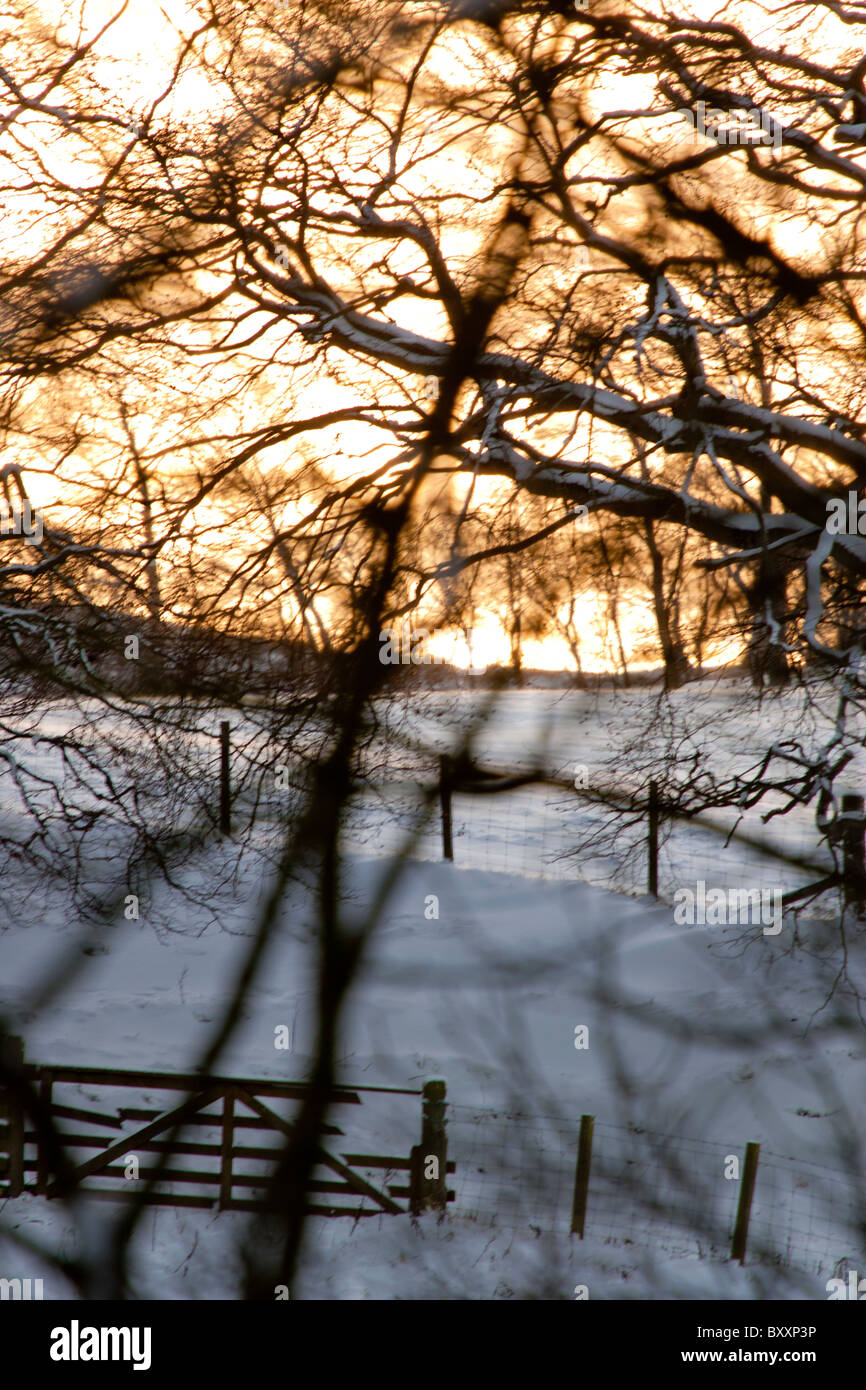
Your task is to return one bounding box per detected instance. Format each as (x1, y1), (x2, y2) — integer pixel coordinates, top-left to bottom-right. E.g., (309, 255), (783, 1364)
(1, 681), (864, 1299)
(353, 679), (865, 909)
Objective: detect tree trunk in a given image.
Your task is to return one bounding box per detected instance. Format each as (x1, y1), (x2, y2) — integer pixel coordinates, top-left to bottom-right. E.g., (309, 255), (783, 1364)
(746, 555), (790, 688)
(509, 611), (524, 685)
(642, 520), (691, 689)
(608, 595), (631, 688)
(135, 461), (162, 624)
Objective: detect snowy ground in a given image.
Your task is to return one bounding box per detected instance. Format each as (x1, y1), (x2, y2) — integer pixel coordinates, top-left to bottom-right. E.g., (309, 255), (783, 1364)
(1, 680), (865, 1299)
(348, 678), (866, 909)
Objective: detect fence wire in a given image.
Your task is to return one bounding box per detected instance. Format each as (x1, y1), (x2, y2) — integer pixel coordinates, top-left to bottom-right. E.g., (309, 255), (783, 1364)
(332, 770), (842, 921)
(445, 1105), (866, 1277)
(182, 695), (851, 923)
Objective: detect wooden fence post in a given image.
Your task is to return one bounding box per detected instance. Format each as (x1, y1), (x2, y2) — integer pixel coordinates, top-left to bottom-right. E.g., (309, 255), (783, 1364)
(439, 756), (453, 862)
(219, 720), (231, 836)
(410, 1079), (448, 1214)
(731, 1141), (760, 1263)
(839, 794), (866, 918)
(0, 1035), (25, 1197)
(570, 1113), (594, 1237)
(648, 780), (659, 898)
(219, 1090), (234, 1210)
(35, 1074), (51, 1195)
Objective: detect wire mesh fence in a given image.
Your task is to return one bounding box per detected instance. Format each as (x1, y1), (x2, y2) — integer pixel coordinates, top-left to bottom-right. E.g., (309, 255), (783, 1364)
(211, 689), (855, 921)
(336, 770), (845, 921)
(445, 1104), (866, 1278)
(747, 1147), (866, 1275)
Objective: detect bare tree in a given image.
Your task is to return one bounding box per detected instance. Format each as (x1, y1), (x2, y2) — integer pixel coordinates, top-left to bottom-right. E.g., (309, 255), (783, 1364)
(2, 0), (866, 1303)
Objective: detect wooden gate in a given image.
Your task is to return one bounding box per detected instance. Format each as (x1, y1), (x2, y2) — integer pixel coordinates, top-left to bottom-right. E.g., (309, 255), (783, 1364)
(0, 1040), (454, 1217)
